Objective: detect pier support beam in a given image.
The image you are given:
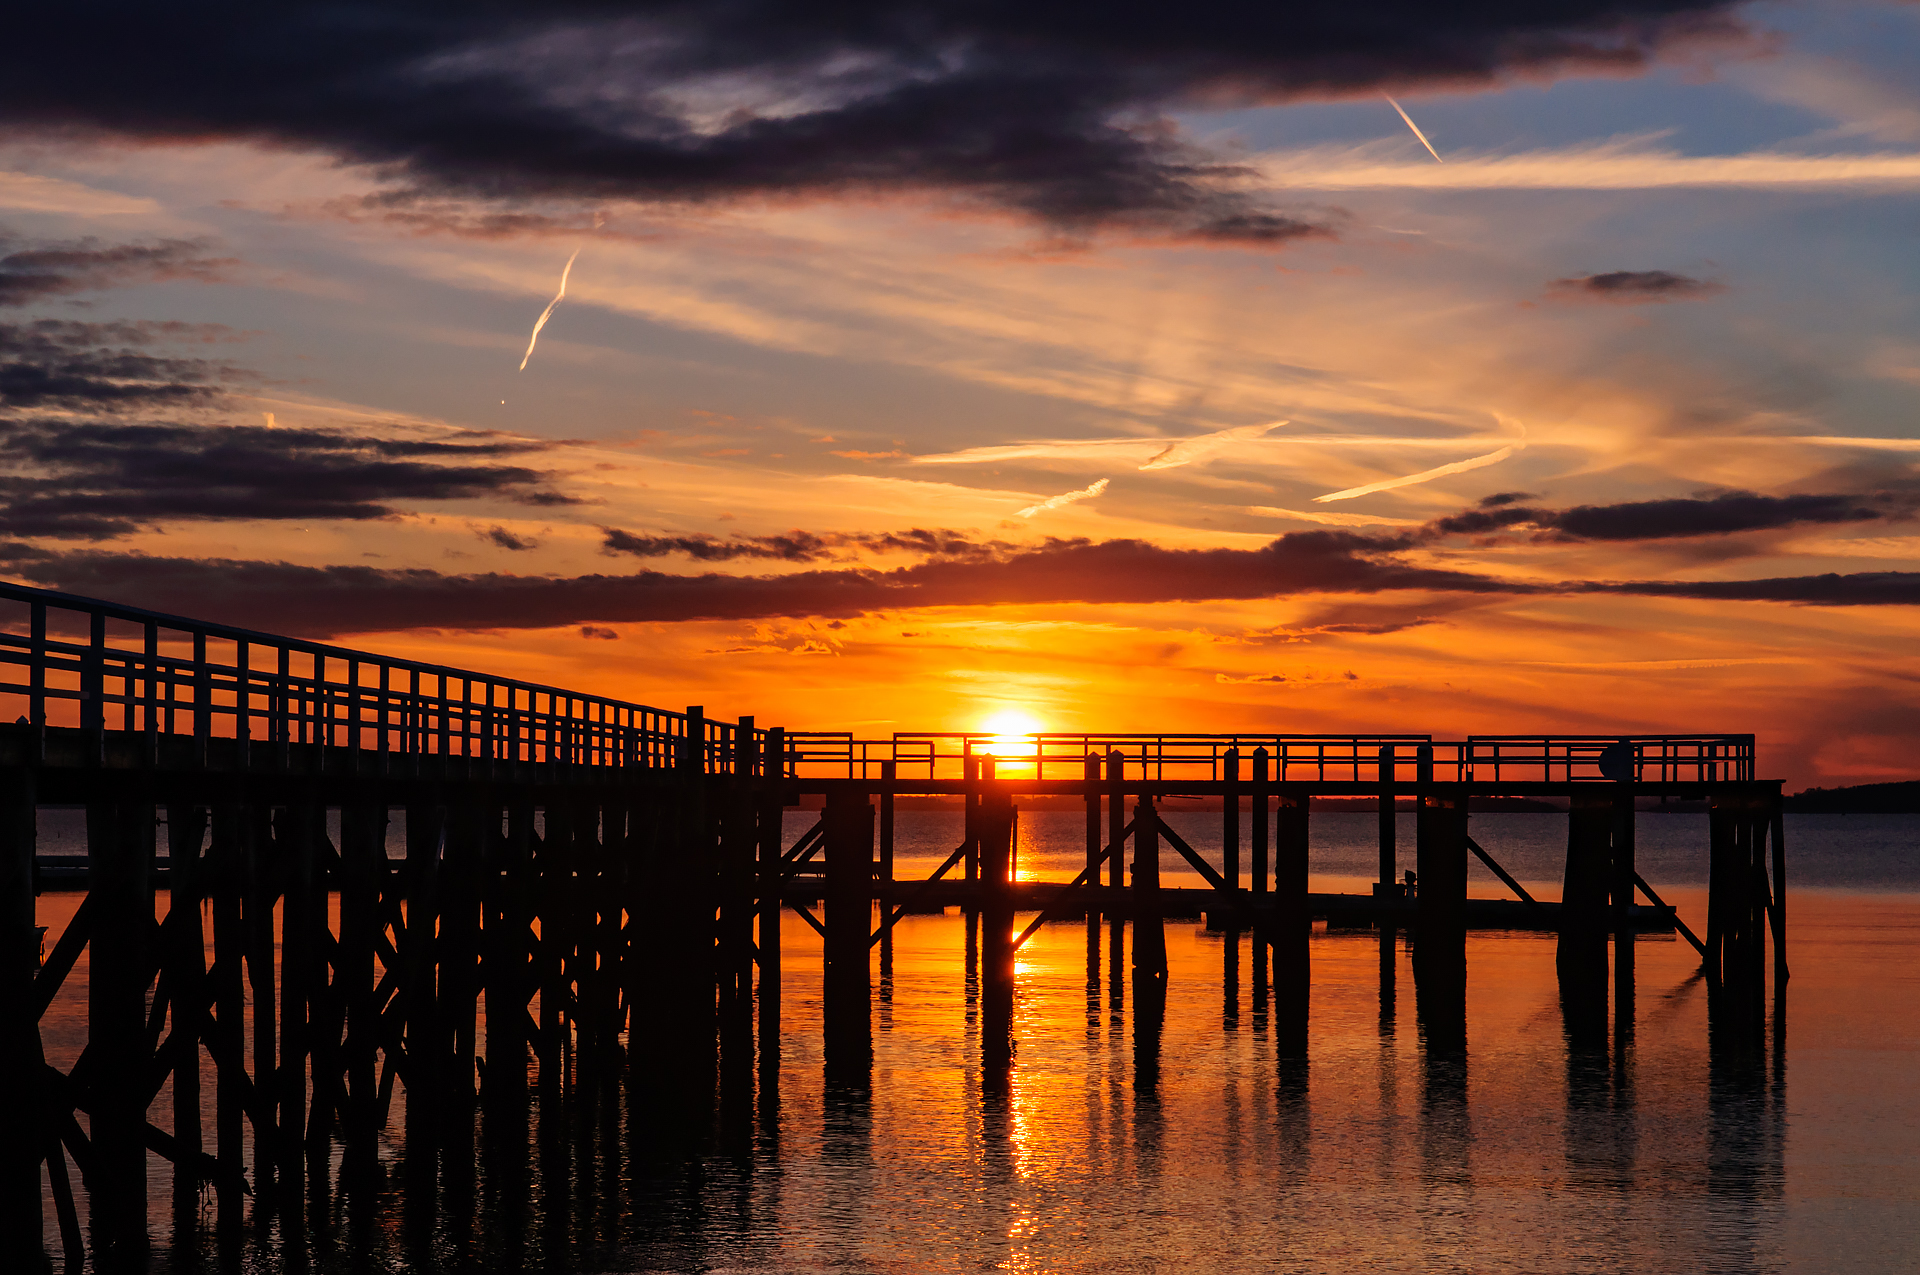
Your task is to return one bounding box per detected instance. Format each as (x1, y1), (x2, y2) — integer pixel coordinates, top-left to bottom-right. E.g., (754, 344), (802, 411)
(822, 786), (872, 1082)
(1273, 793), (1310, 1056)
(1560, 792), (1613, 1039)
(1413, 789), (1467, 1051)
(87, 797), (154, 1257)
(979, 777), (1015, 1074)
(0, 768), (39, 1260)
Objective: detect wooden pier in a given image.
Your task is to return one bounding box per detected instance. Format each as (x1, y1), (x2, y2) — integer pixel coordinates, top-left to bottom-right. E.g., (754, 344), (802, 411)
(0, 581), (1788, 1264)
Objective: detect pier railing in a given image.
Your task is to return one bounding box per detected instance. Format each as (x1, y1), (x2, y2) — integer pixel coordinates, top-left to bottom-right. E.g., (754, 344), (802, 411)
(786, 731), (1756, 785)
(0, 581), (1756, 784)
(0, 581), (764, 773)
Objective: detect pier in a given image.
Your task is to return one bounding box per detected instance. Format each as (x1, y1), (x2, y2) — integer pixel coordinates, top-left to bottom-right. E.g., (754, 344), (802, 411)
(0, 581), (1787, 1264)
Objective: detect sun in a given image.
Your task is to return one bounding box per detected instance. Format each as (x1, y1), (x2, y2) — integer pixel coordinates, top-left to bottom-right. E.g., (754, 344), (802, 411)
(980, 708), (1045, 753)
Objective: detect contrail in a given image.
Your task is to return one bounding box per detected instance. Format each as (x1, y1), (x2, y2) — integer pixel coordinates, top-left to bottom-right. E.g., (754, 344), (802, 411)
(1383, 94), (1443, 163)
(1138, 420), (1288, 471)
(1246, 505), (1422, 527)
(518, 248), (580, 371)
(1313, 445), (1517, 503)
(1018, 477), (1109, 518)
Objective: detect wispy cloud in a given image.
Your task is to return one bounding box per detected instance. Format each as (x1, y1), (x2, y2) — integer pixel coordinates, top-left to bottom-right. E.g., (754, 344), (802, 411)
(518, 248), (579, 370)
(1247, 505), (1422, 527)
(1253, 137), (1920, 190)
(1139, 420), (1287, 471)
(1018, 477), (1109, 518)
(1314, 445), (1519, 503)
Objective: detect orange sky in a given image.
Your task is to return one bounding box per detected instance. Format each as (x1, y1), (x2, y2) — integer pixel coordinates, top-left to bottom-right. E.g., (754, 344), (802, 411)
(4, 7), (1920, 791)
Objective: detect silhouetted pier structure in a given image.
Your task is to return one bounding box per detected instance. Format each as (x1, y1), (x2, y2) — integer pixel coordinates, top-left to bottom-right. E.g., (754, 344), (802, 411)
(0, 581), (1787, 1265)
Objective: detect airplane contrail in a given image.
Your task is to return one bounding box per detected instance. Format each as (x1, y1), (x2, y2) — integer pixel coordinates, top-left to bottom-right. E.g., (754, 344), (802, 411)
(1018, 477), (1109, 518)
(1312, 445), (1516, 502)
(518, 248), (580, 371)
(1246, 505), (1422, 527)
(1138, 420), (1288, 471)
(1383, 94), (1443, 163)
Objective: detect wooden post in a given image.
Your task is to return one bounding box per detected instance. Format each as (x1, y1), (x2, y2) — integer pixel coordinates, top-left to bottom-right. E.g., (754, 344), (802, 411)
(245, 804), (279, 1198)
(1085, 752), (1102, 900)
(879, 758), (895, 889)
(276, 799), (321, 1203)
(1611, 782), (1637, 1048)
(822, 786), (873, 1082)
(1222, 747), (1240, 898)
(757, 728), (785, 1089)
(1559, 792), (1612, 1026)
(1769, 799), (1789, 987)
(488, 795), (534, 1113)
(1413, 788), (1467, 1051)
(208, 802), (248, 1221)
(1273, 792), (1310, 1056)
(336, 800), (385, 1166)
(1131, 795), (1166, 1093)
(1377, 745), (1397, 894)
(1706, 797), (1735, 986)
(401, 799), (444, 1181)
(979, 762), (1015, 1075)
(88, 797), (153, 1255)
(1250, 748), (1269, 901)
(0, 768), (39, 1255)
(1106, 750), (1125, 1014)
(1131, 797), (1167, 990)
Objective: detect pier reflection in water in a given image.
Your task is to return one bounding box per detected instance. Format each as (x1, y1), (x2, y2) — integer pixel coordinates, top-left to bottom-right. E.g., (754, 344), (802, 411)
(35, 812), (1920, 1273)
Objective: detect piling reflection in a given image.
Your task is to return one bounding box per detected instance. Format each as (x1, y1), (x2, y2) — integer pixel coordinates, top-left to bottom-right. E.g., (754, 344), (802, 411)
(33, 889), (1812, 1272)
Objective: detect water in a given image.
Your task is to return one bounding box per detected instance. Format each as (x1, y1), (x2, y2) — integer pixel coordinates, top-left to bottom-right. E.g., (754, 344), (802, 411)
(33, 812), (1920, 1272)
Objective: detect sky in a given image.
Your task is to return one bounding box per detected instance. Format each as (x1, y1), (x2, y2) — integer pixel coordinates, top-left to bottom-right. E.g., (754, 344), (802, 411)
(2, 0), (1919, 788)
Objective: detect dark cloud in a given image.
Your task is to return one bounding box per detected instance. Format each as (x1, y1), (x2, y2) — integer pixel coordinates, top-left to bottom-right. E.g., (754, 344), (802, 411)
(1548, 269), (1724, 303)
(1591, 573), (1920, 606)
(0, 417), (574, 540)
(0, 529), (1523, 637)
(7, 512), (1919, 639)
(0, 319), (249, 410)
(480, 525), (539, 551)
(1428, 490), (1918, 542)
(0, 3), (1744, 242)
(602, 526), (1009, 562)
(0, 233), (233, 306)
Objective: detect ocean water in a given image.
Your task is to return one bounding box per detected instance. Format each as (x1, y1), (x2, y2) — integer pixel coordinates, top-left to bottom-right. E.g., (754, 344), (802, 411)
(32, 811), (1920, 1272)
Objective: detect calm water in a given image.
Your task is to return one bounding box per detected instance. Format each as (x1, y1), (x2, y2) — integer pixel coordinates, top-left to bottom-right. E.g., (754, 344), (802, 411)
(34, 812), (1920, 1272)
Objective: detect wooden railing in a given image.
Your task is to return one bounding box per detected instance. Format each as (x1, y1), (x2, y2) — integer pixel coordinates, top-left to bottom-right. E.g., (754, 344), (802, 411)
(0, 581), (769, 774)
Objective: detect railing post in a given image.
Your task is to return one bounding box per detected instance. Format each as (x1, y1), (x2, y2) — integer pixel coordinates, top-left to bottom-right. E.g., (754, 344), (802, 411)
(82, 610), (106, 741)
(193, 633), (210, 766)
(1222, 746), (1240, 896)
(27, 602), (45, 734)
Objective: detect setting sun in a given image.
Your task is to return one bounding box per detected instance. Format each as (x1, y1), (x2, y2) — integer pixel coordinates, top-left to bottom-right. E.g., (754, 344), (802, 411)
(980, 709), (1044, 753)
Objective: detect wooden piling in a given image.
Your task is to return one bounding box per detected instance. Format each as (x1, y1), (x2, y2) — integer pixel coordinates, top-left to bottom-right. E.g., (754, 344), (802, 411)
(87, 797), (153, 1253)
(1131, 797), (1167, 991)
(1413, 787), (1467, 1049)
(979, 767), (1015, 1073)
(757, 728), (785, 1088)
(1377, 744), (1396, 893)
(1273, 792), (1310, 1056)
(1611, 784), (1637, 1046)
(1559, 792), (1613, 1015)
(1250, 748), (1269, 902)
(1222, 747), (1240, 898)
(0, 767), (38, 1254)
(822, 786), (873, 1080)
(208, 802), (248, 1221)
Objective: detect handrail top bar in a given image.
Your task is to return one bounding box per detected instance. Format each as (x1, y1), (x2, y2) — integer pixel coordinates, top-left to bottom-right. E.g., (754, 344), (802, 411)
(0, 578), (709, 729)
